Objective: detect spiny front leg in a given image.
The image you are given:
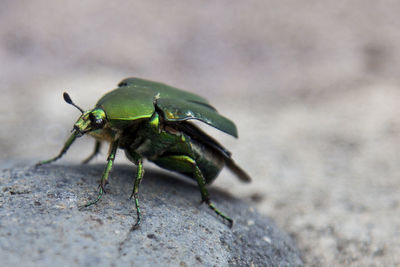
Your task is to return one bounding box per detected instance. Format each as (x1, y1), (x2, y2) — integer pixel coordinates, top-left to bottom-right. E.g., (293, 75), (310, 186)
(129, 158), (144, 230)
(36, 132), (78, 166)
(83, 140), (119, 208)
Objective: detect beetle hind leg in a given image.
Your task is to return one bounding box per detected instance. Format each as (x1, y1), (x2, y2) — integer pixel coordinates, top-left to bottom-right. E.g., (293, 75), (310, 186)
(154, 155), (233, 227)
(193, 165), (233, 227)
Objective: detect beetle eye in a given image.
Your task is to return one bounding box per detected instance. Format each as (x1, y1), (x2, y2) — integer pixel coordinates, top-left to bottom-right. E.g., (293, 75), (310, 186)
(89, 113), (105, 129)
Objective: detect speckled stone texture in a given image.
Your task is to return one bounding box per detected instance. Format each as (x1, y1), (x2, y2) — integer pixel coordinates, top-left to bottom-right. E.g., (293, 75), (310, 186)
(0, 163), (303, 266)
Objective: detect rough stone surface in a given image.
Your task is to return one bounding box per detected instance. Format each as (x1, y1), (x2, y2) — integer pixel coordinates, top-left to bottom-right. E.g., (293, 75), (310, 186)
(0, 163), (303, 266)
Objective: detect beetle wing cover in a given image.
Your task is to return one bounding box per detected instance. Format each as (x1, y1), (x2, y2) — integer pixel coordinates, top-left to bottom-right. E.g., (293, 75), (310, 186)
(156, 98), (238, 138)
(99, 77), (237, 137)
(118, 77), (214, 108)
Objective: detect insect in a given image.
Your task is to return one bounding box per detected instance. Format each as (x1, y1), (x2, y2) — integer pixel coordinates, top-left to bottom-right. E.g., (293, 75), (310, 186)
(37, 77), (251, 228)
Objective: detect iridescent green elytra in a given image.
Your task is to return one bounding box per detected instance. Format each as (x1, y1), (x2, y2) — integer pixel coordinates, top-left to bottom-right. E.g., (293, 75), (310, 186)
(37, 77), (251, 229)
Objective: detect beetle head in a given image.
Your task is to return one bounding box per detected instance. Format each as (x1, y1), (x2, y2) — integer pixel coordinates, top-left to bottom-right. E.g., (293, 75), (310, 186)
(63, 92), (106, 136)
(73, 108), (106, 136)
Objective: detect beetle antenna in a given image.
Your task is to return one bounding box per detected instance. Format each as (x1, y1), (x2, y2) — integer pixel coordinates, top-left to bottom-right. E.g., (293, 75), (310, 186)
(63, 92), (84, 114)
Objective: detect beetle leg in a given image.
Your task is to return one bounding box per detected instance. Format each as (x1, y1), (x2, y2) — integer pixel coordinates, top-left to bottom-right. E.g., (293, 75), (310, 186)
(129, 158), (144, 230)
(82, 140), (102, 164)
(192, 164), (233, 227)
(83, 140), (119, 207)
(154, 155), (233, 226)
(36, 132), (78, 166)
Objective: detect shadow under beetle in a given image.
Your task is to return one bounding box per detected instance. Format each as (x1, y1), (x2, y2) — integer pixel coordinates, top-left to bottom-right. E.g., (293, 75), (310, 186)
(37, 77), (251, 229)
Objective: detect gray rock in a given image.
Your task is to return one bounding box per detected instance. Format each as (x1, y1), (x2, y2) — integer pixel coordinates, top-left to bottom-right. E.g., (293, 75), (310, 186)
(0, 163), (303, 266)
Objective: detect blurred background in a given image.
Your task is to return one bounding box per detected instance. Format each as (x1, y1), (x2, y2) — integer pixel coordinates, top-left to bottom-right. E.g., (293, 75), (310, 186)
(1, 1), (400, 265)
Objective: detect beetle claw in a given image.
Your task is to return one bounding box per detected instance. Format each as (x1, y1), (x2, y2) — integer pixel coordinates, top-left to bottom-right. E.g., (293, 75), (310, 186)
(199, 197), (209, 205)
(131, 219), (141, 231)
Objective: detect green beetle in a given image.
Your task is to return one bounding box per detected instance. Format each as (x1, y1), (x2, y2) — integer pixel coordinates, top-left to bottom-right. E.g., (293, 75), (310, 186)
(37, 77), (251, 228)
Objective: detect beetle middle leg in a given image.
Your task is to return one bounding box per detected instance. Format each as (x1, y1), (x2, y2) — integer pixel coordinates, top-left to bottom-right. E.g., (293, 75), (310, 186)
(129, 158), (144, 230)
(83, 140), (118, 208)
(154, 155), (233, 227)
